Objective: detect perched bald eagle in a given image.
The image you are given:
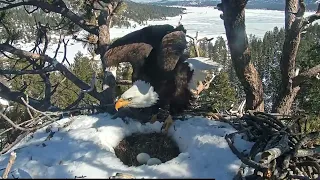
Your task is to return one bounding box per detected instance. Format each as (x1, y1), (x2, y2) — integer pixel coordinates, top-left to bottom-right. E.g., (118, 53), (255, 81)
(103, 24), (222, 133)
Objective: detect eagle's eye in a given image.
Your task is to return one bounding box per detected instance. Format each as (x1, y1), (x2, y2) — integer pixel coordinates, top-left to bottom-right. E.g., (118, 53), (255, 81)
(127, 97), (132, 101)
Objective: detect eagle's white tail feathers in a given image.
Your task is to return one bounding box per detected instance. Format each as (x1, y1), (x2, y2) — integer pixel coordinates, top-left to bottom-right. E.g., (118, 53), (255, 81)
(186, 57), (222, 92)
(185, 57), (221, 71)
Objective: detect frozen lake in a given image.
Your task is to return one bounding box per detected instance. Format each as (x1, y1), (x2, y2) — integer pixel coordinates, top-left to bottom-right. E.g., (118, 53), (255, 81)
(12, 6), (317, 63)
(110, 6), (315, 40)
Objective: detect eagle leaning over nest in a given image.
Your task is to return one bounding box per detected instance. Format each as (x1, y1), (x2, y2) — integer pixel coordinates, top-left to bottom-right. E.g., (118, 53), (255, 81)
(103, 24), (222, 134)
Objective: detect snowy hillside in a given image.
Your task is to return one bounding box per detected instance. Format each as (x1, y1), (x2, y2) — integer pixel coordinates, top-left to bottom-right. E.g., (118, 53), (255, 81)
(0, 113), (253, 179)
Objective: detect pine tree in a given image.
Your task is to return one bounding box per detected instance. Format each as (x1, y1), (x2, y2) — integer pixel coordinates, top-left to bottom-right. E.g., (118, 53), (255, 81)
(202, 72), (237, 112)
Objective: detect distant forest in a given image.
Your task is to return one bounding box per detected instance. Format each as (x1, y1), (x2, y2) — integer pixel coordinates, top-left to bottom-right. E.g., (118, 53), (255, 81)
(246, 2), (318, 11)
(114, 1), (186, 27)
(151, 0), (319, 11)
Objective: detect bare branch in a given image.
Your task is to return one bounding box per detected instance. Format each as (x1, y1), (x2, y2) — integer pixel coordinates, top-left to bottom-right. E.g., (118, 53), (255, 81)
(0, 43), (42, 60)
(0, 112), (33, 131)
(225, 133), (268, 170)
(64, 93), (85, 110)
(186, 31), (214, 57)
(20, 97), (54, 119)
(259, 135), (290, 165)
(0, 66), (56, 75)
(0, 132), (29, 155)
(198, 37), (214, 42)
(40, 73), (51, 109)
(0, 1), (14, 5)
(53, 35), (63, 59)
(49, 77), (66, 97)
(117, 79), (132, 85)
(0, 81), (44, 110)
(61, 38), (71, 65)
(0, 0), (98, 35)
(293, 64), (320, 86)
(64, 73), (96, 110)
(25, 95), (34, 119)
(82, 73), (96, 93)
(72, 35), (97, 46)
(23, 3), (39, 14)
(186, 34), (194, 41)
(178, 15), (183, 26)
(0, 43), (102, 101)
(0, 51), (17, 60)
(302, 4), (320, 27)
(0, 119), (34, 137)
(2, 151), (16, 179)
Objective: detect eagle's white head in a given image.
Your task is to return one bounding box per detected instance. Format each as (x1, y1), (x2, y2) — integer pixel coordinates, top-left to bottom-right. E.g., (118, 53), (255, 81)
(115, 80), (159, 111)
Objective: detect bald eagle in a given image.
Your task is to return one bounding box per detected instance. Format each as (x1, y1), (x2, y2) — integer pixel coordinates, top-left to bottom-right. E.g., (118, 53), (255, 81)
(103, 24), (222, 133)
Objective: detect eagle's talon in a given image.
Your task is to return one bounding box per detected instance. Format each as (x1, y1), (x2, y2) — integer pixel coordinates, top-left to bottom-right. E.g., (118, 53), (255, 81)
(161, 115), (173, 134)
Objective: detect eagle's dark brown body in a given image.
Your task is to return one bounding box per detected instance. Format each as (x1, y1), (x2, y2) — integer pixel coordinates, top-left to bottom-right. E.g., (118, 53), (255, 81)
(104, 24), (194, 116)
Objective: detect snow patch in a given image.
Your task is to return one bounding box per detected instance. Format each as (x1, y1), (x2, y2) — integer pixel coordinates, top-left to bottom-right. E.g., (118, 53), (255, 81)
(0, 113), (253, 179)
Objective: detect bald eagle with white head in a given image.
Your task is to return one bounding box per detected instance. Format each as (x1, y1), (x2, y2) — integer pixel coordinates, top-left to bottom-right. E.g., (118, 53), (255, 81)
(103, 24), (222, 133)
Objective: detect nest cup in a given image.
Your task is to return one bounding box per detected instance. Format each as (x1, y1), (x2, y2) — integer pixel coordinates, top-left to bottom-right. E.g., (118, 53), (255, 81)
(114, 133), (180, 166)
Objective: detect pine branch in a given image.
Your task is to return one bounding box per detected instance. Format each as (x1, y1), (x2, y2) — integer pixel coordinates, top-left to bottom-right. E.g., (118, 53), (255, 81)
(0, 81), (44, 110)
(0, 66), (56, 75)
(0, 0), (98, 35)
(0, 43), (103, 103)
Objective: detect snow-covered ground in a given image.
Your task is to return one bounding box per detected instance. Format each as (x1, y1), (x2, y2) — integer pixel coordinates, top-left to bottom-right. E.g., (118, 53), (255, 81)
(0, 113), (254, 179)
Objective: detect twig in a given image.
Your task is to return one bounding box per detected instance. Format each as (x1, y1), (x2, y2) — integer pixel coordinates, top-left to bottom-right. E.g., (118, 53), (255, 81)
(109, 173), (135, 179)
(25, 95), (34, 119)
(0, 119), (34, 137)
(225, 133), (268, 170)
(20, 97), (56, 120)
(0, 132), (29, 154)
(0, 113), (33, 131)
(222, 111), (320, 180)
(2, 151), (16, 179)
(259, 135), (290, 165)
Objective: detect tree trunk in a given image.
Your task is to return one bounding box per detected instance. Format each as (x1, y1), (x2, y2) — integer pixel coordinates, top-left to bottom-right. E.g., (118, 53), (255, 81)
(272, 0), (302, 115)
(97, 7), (116, 106)
(218, 0), (264, 112)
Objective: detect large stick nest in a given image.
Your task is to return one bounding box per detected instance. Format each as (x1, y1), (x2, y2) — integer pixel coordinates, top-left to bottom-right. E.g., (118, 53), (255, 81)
(114, 133), (180, 167)
(221, 111), (320, 180)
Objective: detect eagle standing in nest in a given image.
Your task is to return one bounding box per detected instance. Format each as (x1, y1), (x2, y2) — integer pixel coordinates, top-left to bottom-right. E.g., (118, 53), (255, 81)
(103, 24), (222, 134)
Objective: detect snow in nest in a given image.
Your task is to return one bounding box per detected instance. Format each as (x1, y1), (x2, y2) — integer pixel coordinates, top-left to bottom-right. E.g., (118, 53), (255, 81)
(0, 97), (9, 106)
(0, 113), (254, 179)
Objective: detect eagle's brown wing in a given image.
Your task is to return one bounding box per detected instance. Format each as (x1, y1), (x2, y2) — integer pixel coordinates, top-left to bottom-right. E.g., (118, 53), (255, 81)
(156, 30), (188, 72)
(102, 24), (179, 68)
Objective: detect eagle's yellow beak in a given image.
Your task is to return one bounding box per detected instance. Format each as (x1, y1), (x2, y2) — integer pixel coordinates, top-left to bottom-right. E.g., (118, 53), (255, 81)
(115, 98), (130, 111)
